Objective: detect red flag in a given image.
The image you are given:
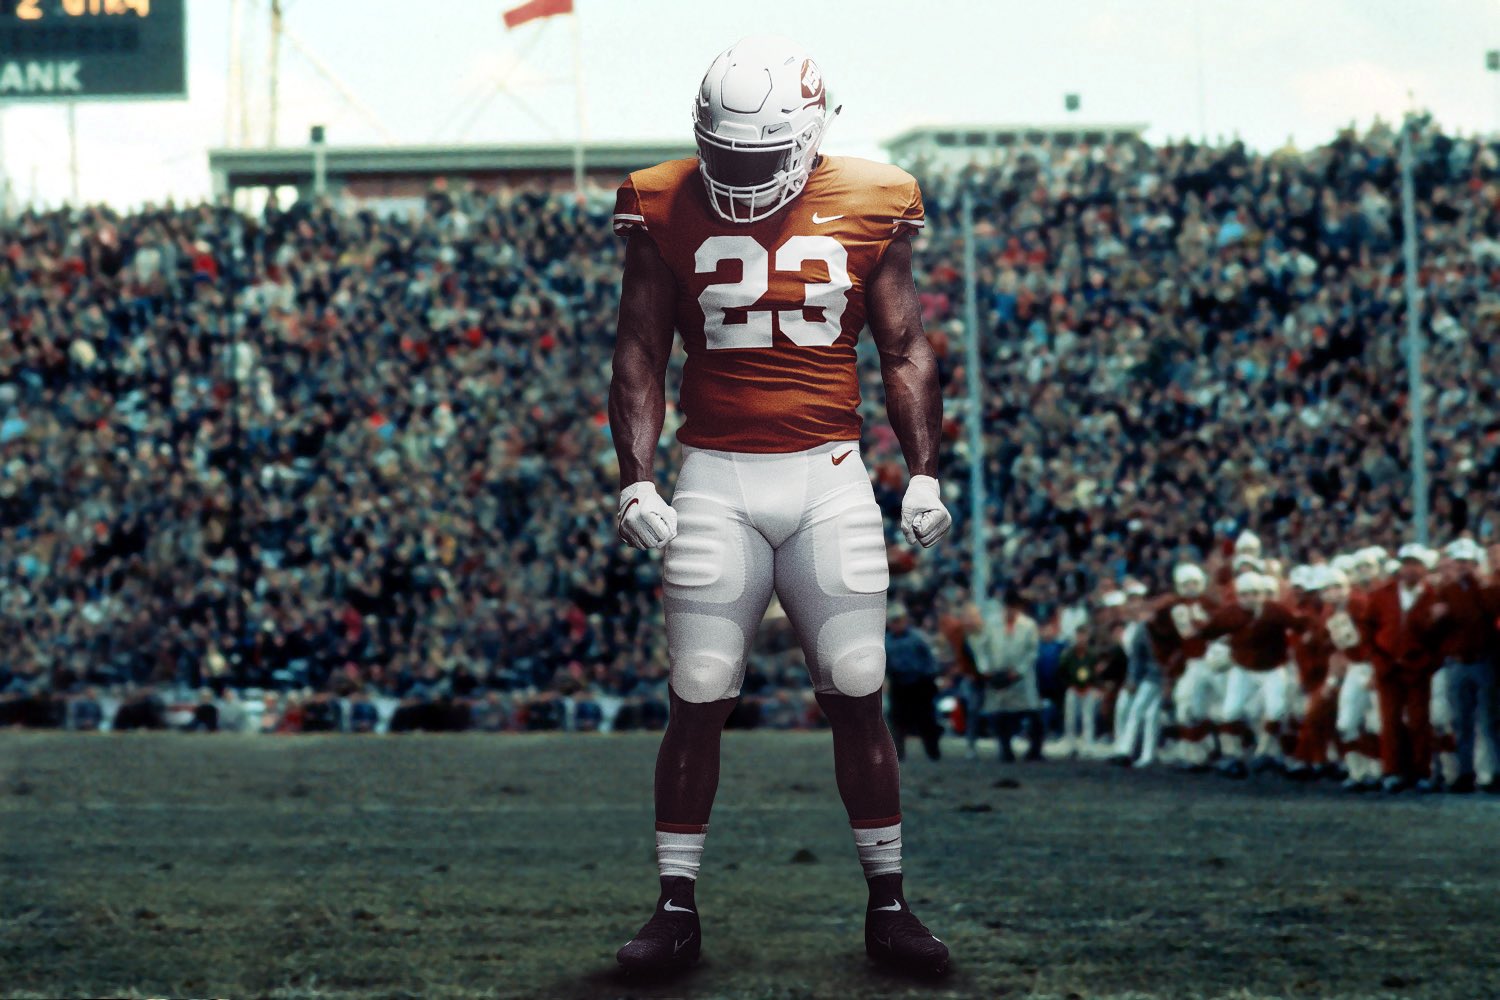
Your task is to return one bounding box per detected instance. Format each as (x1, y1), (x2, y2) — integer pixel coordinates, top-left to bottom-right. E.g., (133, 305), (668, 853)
(503, 0), (573, 29)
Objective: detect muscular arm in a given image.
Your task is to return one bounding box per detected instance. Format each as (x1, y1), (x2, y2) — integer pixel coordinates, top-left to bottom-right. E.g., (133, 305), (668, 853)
(867, 237), (941, 479)
(608, 233), (677, 490)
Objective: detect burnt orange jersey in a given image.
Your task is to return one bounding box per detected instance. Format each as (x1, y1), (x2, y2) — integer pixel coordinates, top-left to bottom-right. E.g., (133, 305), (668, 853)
(612, 155), (925, 453)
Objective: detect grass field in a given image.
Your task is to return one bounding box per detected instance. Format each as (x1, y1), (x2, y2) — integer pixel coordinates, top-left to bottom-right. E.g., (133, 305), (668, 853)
(3, 732), (1500, 1000)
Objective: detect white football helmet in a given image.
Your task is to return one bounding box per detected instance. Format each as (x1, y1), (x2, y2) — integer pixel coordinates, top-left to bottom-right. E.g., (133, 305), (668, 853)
(1234, 572), (1266, 614)
(1352, 546), (1387, 584)
(1321, 567), (1350, 607)
(1445, 537), (1485, 570)
(693, 34), (840, 223)
(1173, 563), (1207, 598)
(1234, 530), (1262, 558)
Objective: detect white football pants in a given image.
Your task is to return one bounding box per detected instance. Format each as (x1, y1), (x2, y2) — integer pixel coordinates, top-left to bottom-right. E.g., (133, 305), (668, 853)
(1217, 666), (1274, 727)
(1173, 658), (1226, 726)
(1335, 662), (1381, 741)
(1429, 665), (1454, 734)
(662, 439), (889, 703)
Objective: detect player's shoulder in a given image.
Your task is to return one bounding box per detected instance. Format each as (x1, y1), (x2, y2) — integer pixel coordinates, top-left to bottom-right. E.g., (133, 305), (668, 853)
(815, 156), (924, 234)
(614, 159), (701, 238)
(627, 158), (701, 196)
(822, 155), (918, 192)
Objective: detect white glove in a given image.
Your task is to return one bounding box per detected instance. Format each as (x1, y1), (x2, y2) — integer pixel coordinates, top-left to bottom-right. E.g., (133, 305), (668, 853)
(616, 481), (678, 550)
(900, 474), (952, 548)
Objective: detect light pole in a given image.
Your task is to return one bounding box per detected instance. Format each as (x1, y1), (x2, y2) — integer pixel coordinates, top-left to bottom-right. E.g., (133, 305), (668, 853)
(1399, 115), (1428, 545)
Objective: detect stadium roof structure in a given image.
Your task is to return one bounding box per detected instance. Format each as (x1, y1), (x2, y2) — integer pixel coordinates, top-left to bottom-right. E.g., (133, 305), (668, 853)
(207, 141), (695, 198)
(883, 123), (1149, 166)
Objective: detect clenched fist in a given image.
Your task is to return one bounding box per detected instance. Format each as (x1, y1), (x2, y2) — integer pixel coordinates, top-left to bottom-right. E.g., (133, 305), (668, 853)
(616, 481), (678, 550)
(900, 475), (952, 548)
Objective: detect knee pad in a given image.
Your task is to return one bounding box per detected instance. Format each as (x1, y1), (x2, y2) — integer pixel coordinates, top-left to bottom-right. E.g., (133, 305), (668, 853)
(669, 651), (743, 704)
(828, 645), (885, 698)
(666, 612), (749, 703)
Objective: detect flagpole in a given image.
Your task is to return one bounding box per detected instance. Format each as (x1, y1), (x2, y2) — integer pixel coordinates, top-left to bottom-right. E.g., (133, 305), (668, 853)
(570, 4), (587, 194)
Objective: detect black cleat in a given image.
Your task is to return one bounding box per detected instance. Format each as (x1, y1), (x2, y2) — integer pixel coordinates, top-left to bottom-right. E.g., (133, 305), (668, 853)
(616, 877), (701, 975)
(864, 888), (949, 976)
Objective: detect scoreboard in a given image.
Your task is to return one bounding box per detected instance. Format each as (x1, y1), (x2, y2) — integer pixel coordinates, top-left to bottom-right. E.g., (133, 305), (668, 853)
(0, 0), (185, 101)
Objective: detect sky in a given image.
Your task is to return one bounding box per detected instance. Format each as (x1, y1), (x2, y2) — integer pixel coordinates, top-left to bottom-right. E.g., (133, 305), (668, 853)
(1, 0), (1498, 208)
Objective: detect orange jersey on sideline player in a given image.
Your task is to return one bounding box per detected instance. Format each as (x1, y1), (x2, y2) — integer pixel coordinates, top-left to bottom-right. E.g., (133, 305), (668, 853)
(613, 155), (924, 453)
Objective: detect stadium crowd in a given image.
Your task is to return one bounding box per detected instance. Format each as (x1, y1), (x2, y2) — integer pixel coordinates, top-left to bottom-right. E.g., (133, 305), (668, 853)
(0, 117), (1496, 774)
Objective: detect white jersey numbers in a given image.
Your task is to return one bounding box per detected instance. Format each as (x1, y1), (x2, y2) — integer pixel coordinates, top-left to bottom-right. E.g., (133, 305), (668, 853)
(1326, 610), (1360, 651)
(695, 234), (851, 350)
(1171, 601), (1209, 639)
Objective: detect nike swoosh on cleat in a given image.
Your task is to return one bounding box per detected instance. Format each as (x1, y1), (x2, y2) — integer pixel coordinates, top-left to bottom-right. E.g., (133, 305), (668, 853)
(662, 899), (695, 913)
(831, 449), (854, 465)
(812, 213), (844, 224)
(874, 900), (903, 912)
(673, 933), (696, 954)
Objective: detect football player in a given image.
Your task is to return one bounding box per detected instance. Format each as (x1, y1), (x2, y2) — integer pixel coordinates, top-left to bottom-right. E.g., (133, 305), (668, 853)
(1320, 566), (1383, 791)
(1198, 572), (1308, 778)
(609, 36), (950, 976)
(1158, 564), (1221, 769)
(1285, 566), (1341, 781)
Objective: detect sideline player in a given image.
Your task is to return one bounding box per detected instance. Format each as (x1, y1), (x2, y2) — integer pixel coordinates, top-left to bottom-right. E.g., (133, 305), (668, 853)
(608, 36), (951, 976)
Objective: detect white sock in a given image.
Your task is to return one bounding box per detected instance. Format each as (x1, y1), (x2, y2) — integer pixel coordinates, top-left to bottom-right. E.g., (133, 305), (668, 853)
(852, 822), (902, 878)
(656, 830), (706, 880)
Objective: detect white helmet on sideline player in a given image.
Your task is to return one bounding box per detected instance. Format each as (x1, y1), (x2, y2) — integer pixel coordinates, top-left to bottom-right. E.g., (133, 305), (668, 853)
(693, 35), (840, 223)
(1173, 563), (1207, 598)
(1351, 546), (1385, 584)
(1322, 566), (1350, 606)
(1232, 554), (1264, 574)
(1234, 530), (1262, 558)
(1235, 572), (1266, 614)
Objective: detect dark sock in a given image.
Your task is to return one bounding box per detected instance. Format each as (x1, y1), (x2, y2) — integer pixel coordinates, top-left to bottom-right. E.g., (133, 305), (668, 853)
(866, 871), (906, 907)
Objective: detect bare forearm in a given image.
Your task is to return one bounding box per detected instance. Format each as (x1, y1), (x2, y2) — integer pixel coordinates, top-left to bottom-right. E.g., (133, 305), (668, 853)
(881, 351), (941, 479)
(609, 233), (676, 491)
(609, 358), (666, 489)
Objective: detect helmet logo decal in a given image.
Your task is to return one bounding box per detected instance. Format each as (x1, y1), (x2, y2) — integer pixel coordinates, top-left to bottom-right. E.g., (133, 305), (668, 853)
(800, 59), (824, 103)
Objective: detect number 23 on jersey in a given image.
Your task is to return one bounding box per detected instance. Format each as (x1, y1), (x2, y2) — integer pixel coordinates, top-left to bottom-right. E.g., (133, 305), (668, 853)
(694, 234), (851, 350)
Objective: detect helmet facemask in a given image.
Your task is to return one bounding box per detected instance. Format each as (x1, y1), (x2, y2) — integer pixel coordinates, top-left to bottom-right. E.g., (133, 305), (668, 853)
(695, 111), (832, 223)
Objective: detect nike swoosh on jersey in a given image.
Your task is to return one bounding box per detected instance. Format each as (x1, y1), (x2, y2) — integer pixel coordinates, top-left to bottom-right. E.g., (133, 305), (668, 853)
(812, 212), (844, 224)
(662, 899), (695, 913)
(874, 900), (902, 912)
(831, 449), (854, 465)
